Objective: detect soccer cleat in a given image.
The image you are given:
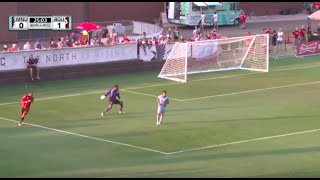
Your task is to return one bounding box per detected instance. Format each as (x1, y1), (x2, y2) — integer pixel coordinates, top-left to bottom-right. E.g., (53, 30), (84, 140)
(18, 122), (22, 126)
(119, 111), (125, 114)
(101, 112), (105, 117)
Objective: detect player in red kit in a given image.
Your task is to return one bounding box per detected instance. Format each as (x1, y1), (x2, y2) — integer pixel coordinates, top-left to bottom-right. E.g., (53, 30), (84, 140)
(18, 91), (34, 126)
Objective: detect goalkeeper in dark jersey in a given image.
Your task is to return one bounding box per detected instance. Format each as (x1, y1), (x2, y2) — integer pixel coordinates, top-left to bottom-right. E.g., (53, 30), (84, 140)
(101, 84), (124, 116)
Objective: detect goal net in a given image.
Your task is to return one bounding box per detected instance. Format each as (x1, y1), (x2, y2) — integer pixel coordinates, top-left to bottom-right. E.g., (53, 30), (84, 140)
(158, 34), (269, 83)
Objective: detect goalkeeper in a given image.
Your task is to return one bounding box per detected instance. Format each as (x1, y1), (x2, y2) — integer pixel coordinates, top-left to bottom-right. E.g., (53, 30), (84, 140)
(101, 84), (124, 116)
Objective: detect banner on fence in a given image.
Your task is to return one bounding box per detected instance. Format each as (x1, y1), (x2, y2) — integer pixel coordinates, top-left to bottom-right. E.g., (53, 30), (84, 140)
(0, 43), (138, 71)
(296, 40), (320, 57)
(140, 43), (174, 61)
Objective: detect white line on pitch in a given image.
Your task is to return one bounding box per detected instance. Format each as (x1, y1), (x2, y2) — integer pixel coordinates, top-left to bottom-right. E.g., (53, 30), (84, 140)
(1, 63), (320, 106)
(0, 116), (168, 155)
(166, 128), (320, 155)
(0, 91), (105, 106)
(273, 63), (320, 72)
(122, 89), (183, 101)
(180, 80), (320, 102)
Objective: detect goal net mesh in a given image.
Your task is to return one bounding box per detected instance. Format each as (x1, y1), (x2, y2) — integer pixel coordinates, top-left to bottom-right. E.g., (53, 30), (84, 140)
(158, 34), (269, 82)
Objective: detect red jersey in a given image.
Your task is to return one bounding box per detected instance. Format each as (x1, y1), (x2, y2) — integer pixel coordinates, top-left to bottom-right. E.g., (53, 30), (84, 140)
(21, 95), (34, 109)
(300, 28), (306, 38)
(292, 30), (299, 39)
(122, 37), (131, 43)
(240, 14), (246, 23)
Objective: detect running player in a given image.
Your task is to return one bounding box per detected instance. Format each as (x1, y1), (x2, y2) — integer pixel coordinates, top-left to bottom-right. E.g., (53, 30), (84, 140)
(101, 84), (124, 116)
(18, 91), (34, 126)
(156, 91), (169, 125)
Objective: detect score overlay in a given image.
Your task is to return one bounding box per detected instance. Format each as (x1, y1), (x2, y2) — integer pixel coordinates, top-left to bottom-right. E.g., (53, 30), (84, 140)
(9, 16), (72, 30)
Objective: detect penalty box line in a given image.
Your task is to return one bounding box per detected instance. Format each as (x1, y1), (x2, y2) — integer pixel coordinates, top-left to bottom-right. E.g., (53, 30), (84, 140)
(166, 128), (320, 155)
(180, 80), (320, 102)
(0, 116), (169, 155)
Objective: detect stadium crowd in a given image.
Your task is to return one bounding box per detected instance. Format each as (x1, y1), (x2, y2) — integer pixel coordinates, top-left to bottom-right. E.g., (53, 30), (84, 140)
(1, 22), (309, 54)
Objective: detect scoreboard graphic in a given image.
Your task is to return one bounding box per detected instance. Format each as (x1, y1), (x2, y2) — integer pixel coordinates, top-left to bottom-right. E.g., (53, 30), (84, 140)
(9, 16), (72, 30)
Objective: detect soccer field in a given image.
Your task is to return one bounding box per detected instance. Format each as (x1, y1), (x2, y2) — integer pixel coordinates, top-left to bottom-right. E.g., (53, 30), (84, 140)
(1, 56), (320, 177)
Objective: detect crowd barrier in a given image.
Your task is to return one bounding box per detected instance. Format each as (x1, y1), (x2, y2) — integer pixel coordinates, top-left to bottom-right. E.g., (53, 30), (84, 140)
(0, 43), (138, 71)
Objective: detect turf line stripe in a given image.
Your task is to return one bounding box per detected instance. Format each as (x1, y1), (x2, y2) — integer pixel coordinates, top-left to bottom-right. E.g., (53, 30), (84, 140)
(0, 116), (168, 155)
(167, 128), (320, 155)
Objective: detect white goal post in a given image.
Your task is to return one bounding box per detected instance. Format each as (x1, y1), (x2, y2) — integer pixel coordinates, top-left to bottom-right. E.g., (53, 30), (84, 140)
(158, 34), (269, 83)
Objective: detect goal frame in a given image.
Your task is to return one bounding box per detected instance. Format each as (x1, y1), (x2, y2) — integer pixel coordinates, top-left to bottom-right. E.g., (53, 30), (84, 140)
(158, 34), (269, 83)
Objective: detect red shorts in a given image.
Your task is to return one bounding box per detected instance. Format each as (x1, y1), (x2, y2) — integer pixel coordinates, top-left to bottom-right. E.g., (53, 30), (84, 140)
(21, 108), (30, 113)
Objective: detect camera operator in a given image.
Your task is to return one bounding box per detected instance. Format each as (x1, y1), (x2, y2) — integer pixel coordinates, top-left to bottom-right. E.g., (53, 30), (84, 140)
(27, 54), (40, 81)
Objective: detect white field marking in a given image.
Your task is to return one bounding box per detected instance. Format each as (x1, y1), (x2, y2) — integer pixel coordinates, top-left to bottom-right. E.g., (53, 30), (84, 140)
(180, 80), (320, 102)
(0, 63), (320, 107)
(121, 89), (183, 101)
(125, 72), (257, 90)
(273, 63), (320, 72)
(125, 63), (320, 91)
(0, 90), (105, 106)
(166, 128), (320, 155)
(0, 116), (168, 155)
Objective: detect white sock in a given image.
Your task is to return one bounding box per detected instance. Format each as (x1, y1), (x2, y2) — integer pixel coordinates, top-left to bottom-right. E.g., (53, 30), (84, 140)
(156, 114), (159, 123)
(159, 114), (163, 123)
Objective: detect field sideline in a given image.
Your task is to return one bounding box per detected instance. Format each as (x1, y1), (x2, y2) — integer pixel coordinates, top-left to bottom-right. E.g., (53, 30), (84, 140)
(1, 56), (320, 177)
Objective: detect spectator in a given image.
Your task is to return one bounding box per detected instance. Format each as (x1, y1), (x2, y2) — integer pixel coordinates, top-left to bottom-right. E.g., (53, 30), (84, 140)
(292, 27), (299, 49)
(23, 41), (31, 51)
(27, 54), (40, 81)
(210, 29), (218, 39)
(277, 28), (284, 51)
(159, 37), (167, 45)
(73, 40), (81, 47)
(60, 37), (67, 48)
(9, 44), (18, 51)
(271, 30), (277, 52)
(34, 40), (44, 50)
(48, 40), (57, 49)
(2, 44), (9, 52)
(103, 28), (109, 38)
(193, 26), (199, 38)
(151, 37), (158, 45)
(122, 34), (131, 43)
(200, 11), (206, 30)
(240, 11), (247, 29)
(179, 35), (185, 42)
(173, 27), (180, 42)
(56, 38), (62, 48)
(299, 25), (306, 43)
(213, 11), (218, 29)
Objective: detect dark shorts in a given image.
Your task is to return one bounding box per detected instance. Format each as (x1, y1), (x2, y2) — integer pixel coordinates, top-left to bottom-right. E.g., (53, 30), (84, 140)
(110, 99), (122, 105)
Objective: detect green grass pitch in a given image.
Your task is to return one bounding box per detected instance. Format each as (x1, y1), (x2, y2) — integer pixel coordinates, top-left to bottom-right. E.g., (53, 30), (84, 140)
(1, 56), (320, 177)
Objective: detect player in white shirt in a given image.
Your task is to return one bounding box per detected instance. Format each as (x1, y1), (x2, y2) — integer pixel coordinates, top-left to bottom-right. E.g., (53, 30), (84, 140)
(213, 12), (218, 29)
(200, 12), (206, 30)
(156, 91), (169, 125)
(277, 28), (284, 51)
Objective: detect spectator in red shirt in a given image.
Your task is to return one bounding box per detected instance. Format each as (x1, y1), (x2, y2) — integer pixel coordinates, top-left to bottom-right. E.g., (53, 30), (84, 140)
(240, 11), (247, 29)
(299, 25), (306, 43)
(314, 2), (320, 10)
(9, 44), (18, 51)
(291, 27), (299, 49)
(122, 34), (131, 43)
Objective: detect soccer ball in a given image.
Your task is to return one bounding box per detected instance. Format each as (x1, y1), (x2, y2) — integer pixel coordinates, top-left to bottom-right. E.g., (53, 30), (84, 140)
(100, 95), (106, 100)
